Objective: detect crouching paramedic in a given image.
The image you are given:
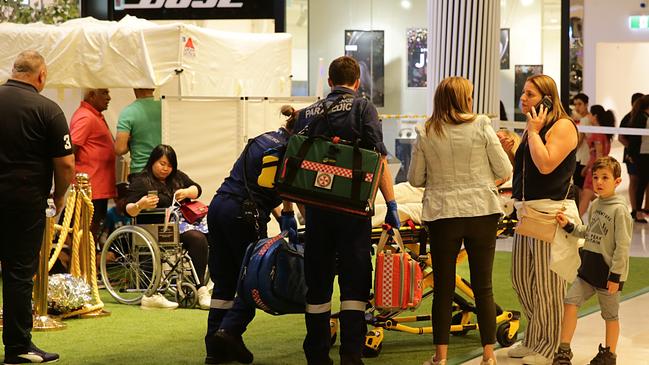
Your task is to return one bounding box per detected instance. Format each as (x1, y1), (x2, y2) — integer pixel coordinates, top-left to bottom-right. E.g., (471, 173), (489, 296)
(204, 107), (298, 364)
(292, 56), (400, 365)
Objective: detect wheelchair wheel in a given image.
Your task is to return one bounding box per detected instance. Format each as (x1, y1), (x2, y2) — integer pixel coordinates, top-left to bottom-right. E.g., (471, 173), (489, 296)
(100, 226), (162, 305)
(175, 282), (198, 308)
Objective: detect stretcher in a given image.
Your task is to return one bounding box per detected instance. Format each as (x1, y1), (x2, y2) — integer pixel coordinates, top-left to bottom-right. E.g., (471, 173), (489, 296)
(329, 217), (520, 358)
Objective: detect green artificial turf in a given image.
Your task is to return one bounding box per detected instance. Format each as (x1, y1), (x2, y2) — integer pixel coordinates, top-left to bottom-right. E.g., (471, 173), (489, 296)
(1, 253), (648, 365)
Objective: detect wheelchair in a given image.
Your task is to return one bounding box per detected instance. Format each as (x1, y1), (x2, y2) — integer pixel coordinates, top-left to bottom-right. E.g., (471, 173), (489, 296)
(99, 208), (202, 308)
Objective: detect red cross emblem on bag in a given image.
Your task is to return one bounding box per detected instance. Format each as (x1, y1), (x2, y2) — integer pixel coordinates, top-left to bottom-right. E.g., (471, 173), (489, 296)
(314, 171), (334, 190)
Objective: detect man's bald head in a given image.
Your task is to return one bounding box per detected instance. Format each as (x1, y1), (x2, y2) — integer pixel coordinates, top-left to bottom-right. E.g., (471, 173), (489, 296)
(11, 50), (47, 92)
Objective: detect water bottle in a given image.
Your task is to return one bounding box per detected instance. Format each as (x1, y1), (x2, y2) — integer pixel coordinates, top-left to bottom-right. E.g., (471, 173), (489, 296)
(46, 198), (56, 218)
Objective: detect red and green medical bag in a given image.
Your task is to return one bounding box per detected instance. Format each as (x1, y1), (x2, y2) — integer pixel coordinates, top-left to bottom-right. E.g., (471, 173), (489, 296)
(275, 134), (383, 217)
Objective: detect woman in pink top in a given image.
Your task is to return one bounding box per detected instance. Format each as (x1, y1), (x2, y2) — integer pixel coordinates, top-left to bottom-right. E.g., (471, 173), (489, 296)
(579, 105), (615, 216)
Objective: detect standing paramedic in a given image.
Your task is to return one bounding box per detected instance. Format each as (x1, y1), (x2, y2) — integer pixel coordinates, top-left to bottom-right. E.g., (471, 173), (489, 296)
(0, 50), (74, 364)
(293, 56), (400, 365)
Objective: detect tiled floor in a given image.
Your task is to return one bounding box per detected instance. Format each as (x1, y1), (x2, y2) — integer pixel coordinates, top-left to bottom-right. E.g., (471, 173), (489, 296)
(465, 141), (649, 364)
(461, 292), (649, 365)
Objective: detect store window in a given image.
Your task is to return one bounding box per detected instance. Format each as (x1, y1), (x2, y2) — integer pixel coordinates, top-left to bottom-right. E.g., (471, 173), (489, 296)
(307, 0), (428, 114)
(500, 0), (562, 121)
(286, 0), (309, 96)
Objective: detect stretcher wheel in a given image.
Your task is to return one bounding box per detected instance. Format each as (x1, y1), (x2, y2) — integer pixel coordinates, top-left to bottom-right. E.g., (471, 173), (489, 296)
(450, 312), (470, 336)
(362, 343), (382, 358)
(362, 329), (384, 358)
(329, 318), (338, 346)
(496, 322), (517, 347)
(176, 282), (198, 308)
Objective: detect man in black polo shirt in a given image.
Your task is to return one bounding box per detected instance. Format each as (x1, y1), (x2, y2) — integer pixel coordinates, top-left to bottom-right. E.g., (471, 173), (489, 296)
(0, 50), (74, 364)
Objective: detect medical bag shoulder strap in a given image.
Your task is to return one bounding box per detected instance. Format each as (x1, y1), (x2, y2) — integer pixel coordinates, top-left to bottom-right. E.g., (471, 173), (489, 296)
(242, 137), (261, 236)
(318, 94), (367, 203)
(283, 96), (344, 185)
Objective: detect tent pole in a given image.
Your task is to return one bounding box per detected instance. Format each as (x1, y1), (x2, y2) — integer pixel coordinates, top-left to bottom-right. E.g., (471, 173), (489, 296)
(175, 68), (183, 98)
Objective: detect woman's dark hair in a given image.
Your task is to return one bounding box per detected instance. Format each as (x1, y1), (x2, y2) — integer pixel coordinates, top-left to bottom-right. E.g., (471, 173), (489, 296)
(143, 144), (180, 189)
(631, 94), (649, 129)
(280, 105), (298, 132)
(590, 105), (615, 141)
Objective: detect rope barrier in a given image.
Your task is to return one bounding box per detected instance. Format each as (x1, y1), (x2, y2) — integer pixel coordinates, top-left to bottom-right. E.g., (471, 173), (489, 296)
(62, 174), (107, 318)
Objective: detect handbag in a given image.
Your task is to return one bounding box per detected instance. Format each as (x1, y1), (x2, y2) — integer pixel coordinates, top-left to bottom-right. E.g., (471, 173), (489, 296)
(179, 200), (208, 224)
(374, 228), (423, 311)
(515, 203), (560, 242)
(238, 231), (307, 315)
(514, 134), (570, 242)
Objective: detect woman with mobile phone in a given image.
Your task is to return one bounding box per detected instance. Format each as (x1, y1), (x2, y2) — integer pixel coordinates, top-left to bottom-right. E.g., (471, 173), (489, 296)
(125, 144), (210, 310)
(502, 75), (580, 365)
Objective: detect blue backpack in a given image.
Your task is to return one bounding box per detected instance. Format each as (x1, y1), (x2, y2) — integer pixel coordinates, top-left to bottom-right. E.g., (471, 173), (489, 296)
(238, 231), (306, 315)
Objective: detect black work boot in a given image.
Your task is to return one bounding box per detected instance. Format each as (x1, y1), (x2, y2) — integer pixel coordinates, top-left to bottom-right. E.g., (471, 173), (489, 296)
(205, 333), (232, 364)
(213, 329), (254, 364)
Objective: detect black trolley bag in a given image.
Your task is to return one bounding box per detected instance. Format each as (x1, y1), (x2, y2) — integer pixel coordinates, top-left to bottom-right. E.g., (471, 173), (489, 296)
(238, 231), (307, 315)
(274, 97), (384, 216)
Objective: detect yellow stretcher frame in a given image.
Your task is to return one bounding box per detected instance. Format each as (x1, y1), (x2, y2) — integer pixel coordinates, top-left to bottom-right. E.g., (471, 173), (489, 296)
(330, 221), (521, 357)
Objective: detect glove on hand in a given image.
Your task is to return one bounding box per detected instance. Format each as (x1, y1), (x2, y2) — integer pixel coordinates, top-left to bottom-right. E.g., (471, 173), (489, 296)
(384, 200), (400, 231)
(279, 211), (297, 234)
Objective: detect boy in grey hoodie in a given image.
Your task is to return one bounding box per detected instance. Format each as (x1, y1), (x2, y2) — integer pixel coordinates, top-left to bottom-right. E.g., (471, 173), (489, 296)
(553, 156), (633, 365)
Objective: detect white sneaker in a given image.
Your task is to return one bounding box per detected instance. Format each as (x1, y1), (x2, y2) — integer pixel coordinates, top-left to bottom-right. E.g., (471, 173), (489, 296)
(522, 353), (551, 365)
(508, 344), (535, 358)
(197, 286), (211, 310)
(422, 356), (446, 365)
(141, 294), (178, 310)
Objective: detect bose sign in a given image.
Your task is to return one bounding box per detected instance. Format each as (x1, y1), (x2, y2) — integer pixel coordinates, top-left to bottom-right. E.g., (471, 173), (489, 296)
(121, 0), (243, 9)
(114, 0), (274, 20)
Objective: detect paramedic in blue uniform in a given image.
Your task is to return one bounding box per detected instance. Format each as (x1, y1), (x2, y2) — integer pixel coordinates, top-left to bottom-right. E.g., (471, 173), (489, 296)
(204, 107), (298, 364)
(293, 56), (399, 365)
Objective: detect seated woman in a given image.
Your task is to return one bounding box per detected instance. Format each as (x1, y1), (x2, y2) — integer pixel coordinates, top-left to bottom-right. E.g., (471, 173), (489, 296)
(125, 144), (210, 310)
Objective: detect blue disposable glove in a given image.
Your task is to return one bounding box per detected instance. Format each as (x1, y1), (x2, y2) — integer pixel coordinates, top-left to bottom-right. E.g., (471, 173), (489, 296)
(279, 211), (297, 234)
(384, 200), (400, 231)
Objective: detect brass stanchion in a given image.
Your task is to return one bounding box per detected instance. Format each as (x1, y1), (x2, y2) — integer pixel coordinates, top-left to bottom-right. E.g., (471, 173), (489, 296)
(33, 211), (66, 331)
(63, 173), (110, 319)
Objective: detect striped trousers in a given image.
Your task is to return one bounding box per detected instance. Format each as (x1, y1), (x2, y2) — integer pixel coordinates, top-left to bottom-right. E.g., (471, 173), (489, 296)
(511, 233), (567, 358)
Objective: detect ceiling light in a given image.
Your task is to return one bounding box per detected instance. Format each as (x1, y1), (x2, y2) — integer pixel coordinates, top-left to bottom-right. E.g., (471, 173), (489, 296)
(401, 0), (412, 10)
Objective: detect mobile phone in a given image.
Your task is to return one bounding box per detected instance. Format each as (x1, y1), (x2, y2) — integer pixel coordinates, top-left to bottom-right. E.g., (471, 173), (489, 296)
(147, 190), (158, 197)
(534, 95), (553, 114)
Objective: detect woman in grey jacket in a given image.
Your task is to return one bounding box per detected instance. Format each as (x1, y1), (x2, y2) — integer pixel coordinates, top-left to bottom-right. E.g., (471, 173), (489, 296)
(408, 76), (512, 365)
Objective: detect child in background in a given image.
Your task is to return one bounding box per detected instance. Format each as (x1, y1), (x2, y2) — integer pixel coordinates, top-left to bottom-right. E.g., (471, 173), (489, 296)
(99, 182), (132, 261)
(554, 157), (633, 365)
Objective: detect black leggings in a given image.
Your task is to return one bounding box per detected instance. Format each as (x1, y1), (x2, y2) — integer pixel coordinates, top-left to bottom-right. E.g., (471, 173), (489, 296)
(426, 213), (500, 346)
(181, 230), (208, 286)
(635, 154), (649, 211)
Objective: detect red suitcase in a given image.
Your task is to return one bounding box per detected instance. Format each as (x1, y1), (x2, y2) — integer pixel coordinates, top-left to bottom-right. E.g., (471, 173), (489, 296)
(374, 228), (423, 311)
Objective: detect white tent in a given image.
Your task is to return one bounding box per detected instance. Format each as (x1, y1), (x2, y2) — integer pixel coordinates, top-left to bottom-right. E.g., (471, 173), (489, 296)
(0, 16), (292, 97)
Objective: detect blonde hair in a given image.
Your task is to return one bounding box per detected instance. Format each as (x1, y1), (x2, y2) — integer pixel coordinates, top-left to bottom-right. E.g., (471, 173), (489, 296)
(525, 75), (571, 125)
(426, 76), (476, 136)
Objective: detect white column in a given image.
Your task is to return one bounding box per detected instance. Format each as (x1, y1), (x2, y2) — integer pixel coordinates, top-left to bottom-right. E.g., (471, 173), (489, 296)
(427, 0), (500, 116)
